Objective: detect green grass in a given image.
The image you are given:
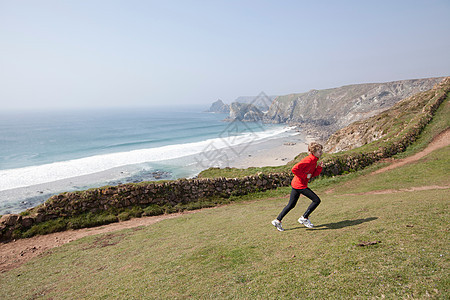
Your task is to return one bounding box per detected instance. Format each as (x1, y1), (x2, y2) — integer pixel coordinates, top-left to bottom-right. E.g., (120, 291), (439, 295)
(1, 143), (449, 299)
(198, 164), (291, 179)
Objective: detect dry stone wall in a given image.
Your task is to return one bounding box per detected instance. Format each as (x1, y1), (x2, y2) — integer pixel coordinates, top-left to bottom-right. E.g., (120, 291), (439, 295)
(0, 173), (293, 241)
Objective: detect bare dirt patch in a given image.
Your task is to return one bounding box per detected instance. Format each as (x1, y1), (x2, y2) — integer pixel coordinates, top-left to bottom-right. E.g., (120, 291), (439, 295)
(372, 128), (450, 175)
(337, 185), (450, 197)
(0, 212), (188, 273)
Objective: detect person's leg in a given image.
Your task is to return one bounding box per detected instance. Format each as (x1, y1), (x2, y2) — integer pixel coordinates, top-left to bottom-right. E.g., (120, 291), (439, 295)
(300, 188), (321, 219)
(276, 188), (301, 221)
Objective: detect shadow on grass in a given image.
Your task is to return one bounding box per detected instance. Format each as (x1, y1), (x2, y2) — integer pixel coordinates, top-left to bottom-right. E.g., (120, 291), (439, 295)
(286, 217), (378, 231)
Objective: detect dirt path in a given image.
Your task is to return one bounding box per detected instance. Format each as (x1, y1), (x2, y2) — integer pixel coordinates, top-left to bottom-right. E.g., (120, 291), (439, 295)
(1, 129), (449, 273)
(0, 212), (192, 273)
(335, 185), (450, 196)
(324, 129), (450, 195)
(372, 128), (450, 174)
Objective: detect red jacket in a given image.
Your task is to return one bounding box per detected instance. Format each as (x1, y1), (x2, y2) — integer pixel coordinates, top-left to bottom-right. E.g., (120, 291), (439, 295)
(291, 154), (322, 189)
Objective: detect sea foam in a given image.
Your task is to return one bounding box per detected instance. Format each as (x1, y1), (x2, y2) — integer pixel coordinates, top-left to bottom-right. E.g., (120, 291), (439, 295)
(0, 126), (295, 191)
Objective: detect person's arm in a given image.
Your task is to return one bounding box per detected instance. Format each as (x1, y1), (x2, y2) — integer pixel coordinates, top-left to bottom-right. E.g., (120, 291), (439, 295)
(312, 162), (323, 177)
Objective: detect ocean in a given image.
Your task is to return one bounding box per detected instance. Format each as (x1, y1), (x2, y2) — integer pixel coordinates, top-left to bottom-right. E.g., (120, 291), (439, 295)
(0, 106), (297, 214)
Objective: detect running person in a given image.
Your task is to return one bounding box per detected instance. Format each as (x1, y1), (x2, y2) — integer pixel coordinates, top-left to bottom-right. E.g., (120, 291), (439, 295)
(272, 142), (324, 231)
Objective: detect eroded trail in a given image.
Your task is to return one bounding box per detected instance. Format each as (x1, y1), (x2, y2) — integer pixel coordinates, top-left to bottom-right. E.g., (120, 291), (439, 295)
(335, 185), (449, 196)
(372, 128), (450, 175)
(1, 129), (449, 273)
(0, 212), (190, 273)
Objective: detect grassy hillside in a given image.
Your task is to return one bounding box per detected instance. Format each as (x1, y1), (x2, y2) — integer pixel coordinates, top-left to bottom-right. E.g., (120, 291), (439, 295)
(273, 82), (378, 105)
(324, 80), (450, 153)
(1, 133), (448, 298)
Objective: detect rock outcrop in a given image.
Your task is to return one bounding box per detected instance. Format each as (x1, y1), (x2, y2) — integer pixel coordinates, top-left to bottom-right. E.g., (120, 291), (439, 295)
(233, 95), (277, 111)
(225, 102), (264, 122)
(206, 99), (230, 113)
(206, 94), (277, 115)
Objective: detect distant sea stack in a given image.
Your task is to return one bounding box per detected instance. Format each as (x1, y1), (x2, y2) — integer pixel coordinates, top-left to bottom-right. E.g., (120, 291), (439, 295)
(205, 95), (278, 115)
(205, 99), (230, 113)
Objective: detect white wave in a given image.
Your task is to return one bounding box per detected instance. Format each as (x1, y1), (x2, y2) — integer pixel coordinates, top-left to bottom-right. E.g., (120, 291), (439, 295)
(0, 126), (296, 191)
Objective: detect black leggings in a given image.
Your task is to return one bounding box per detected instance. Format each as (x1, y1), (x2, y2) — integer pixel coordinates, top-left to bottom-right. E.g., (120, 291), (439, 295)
(277, 188), (321, 221)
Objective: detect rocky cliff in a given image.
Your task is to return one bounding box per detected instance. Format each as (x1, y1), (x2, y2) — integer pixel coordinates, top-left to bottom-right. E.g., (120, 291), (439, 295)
(263, 77), (445, 140)
(233, 95), (277, 111)
(225, 102), (264, 122)
(324, 77), (450, 153)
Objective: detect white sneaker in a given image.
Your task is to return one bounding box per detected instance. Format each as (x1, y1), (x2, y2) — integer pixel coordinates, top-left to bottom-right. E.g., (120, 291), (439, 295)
(271, 219), (284, 231)
(298, 216), (314, 228)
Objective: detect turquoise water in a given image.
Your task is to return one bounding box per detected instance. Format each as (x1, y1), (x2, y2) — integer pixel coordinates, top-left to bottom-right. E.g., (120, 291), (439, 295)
(0, 106), (294, 213)
(1, 106), (228, 170)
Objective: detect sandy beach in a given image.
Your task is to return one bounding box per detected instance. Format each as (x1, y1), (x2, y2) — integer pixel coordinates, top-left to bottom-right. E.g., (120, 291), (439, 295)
(228, 133), (310, 168)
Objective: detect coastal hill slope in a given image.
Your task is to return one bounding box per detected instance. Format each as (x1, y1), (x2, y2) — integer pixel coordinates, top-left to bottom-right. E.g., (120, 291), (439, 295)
(324, 77), (450, 153)
(264, 77), (445, 140)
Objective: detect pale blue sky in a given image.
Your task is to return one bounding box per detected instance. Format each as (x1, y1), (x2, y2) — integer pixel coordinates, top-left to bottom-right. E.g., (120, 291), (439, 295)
(1, 0), (449, 111)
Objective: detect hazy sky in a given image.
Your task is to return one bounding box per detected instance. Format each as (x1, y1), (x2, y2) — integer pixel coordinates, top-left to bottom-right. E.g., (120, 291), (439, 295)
(1, 0), (449, 111)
